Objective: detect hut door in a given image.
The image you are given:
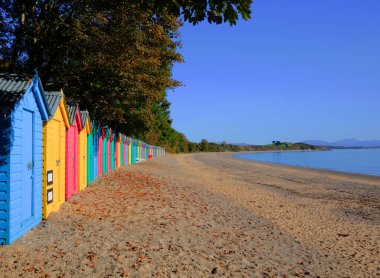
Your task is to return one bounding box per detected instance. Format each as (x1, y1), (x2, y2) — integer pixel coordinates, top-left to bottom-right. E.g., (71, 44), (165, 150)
(52, 119), (61, 205)
(21, 109), (34, 223)
(73, 126), (78, 193)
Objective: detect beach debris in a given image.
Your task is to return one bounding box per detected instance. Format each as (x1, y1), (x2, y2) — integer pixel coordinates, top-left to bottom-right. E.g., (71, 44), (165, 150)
(336, 233), (350, 237)
(211, 267), (217, 274)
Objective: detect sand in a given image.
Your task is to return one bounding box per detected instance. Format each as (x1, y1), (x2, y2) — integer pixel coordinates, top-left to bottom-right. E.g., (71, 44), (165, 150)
(0, 153), (379, 277)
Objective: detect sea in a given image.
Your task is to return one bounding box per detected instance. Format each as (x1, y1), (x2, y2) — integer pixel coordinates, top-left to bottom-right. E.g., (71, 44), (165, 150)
(235, 149), (380, 177)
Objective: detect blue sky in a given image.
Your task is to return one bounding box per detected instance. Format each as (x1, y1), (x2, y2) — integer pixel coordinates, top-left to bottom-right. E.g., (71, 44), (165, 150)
(168, 0), (380, 145)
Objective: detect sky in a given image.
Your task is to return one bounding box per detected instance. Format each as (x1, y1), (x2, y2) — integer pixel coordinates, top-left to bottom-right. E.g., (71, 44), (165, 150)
(168, 0), (380, 145)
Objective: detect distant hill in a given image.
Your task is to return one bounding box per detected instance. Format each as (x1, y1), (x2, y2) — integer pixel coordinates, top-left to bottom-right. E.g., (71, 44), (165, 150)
(302, 138), (380, 148)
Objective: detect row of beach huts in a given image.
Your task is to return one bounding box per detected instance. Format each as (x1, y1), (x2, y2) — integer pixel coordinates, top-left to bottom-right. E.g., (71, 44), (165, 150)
(0, 73), (165, 245)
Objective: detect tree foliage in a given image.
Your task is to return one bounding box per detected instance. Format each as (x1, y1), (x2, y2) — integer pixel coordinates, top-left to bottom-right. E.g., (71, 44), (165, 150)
(0, 0), (253, 151)
(147, 0), (253, 25)
(0, 0), (182, 138)
(181, 141), (323, 153)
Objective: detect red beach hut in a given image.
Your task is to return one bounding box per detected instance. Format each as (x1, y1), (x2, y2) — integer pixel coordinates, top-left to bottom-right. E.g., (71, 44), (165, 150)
(66, 104), (83, 200)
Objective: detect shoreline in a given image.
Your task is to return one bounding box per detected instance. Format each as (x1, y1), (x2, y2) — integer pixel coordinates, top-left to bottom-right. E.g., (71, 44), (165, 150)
(228, 152), (380, 180)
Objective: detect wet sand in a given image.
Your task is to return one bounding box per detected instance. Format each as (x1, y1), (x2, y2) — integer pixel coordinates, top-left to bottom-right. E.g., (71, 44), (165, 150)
(1, 153), (379, 277)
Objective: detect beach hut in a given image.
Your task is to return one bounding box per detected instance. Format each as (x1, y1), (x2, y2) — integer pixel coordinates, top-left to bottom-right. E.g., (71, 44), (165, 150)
(66, 104), (83, 200)
(0, 73), (50, 244)
(136, 140), (140, 161)
(92, 124), (100, 180)
(42, 91), (70, 219)
(131, 139), (135, 164)
(137, 141), (141, 161)
(115, 133), (120, 169)
(128, 137), (132, 165)
(87, 121), (95, 184)
(119, 134), (123, 167)
(102, 128), (109, 174)
(79, 111), (90, 191)
(119, 135), (124, 167)
(141, 143), (144, 160)
(120, 135), (123, 166)
(143, 143), (145, 159)
(122, 135), (127, 166)
(135, 140), (139, 162)
(149, 146), (153, 159)
(119, 135), (123, 167)
(110, 130), (115, 170)
(98, 128), (105, 176)
(86, 123), (93, 184)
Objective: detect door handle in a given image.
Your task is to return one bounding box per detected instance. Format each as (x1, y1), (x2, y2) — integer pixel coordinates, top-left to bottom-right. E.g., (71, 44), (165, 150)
(27, 162), (34, 170)
(56, 160), (60, 166)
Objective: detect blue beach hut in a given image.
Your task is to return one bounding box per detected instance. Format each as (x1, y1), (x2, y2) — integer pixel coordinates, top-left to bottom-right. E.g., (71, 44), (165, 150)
(131, 139), (137, 164)
(0, 73), (50, 244)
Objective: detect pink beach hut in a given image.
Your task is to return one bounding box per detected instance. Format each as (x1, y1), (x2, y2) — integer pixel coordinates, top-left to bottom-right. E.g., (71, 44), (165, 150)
(107, 128), (112, 172)
(115, 133), (120, 168)
(66, 104), (83, 200)
(98, 128), (104, 177)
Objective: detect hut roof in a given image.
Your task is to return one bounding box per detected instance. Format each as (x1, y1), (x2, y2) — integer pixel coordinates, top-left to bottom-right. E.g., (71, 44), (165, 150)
(0, 73), (51, 118)
(67, 104), (79, 125)
(45, 91), (64, 116)
(80, 111), (89, 128)
(0, 73), (33, 113)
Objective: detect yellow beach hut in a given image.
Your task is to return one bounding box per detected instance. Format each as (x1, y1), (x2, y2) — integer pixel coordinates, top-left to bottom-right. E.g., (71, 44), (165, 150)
(128, 137), (132, 165)
(42, 91), (70, 219)
(78, 111), (90, 191)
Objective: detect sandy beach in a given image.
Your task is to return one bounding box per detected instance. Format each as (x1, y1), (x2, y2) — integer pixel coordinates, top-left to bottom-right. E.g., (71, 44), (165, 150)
(1, 153), (379, 277)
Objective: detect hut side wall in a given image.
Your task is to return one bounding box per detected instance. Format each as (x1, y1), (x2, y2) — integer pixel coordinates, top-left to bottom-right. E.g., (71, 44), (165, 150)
(87, 132), (93, 184)
(128, 141), (132, 165)
(0, 115), (11, 244)
(98, 134), (103, 177)
(93, 130), (99, 179)
(78, 128), (87, 191)
(66, 122), (79, 200)
(110, 137), (115, 170)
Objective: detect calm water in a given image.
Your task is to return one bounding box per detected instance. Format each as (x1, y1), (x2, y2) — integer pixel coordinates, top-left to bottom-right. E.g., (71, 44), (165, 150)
(235, 149), (380, 177)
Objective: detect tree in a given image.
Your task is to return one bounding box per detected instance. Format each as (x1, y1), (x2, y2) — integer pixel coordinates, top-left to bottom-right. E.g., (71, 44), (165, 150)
(0, 0), (253, 151)
(0, 1), (182, 136)
(147, 0), (253, 25)
(200, 139), (209, 151)
(272, 141), (281, 146)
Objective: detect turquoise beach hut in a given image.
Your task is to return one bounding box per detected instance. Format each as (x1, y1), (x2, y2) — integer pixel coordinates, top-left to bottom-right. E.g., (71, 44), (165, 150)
(132, 139), (137, 164)
(110, 130), (115, 170)
(93, 124), (100, 179)
(87, 121), (94, 184)
(102, 127), (109, 174)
